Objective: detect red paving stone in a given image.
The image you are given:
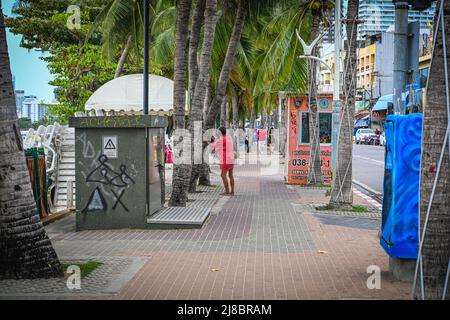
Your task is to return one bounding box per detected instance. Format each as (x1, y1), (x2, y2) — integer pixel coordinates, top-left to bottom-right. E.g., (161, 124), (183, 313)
(59, 163), (411, 300)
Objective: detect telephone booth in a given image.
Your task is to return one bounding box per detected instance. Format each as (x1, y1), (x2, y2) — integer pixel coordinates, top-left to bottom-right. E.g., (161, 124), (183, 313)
(285, 94), (333, 185)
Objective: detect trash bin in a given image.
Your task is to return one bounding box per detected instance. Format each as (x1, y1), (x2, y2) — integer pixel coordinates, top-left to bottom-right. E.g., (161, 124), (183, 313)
(69, 114), (168, 230)
(26, 147), (50, 218)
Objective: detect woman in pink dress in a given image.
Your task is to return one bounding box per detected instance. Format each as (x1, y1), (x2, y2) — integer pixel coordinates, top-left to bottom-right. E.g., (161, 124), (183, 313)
(211, 127), (235, 196)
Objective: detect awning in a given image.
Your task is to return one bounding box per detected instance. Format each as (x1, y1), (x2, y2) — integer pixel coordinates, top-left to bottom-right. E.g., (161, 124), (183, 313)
(372, 94), (393, 112)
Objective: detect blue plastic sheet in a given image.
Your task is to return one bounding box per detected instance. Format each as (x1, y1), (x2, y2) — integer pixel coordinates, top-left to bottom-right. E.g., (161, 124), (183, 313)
(380, 114), (422, 259)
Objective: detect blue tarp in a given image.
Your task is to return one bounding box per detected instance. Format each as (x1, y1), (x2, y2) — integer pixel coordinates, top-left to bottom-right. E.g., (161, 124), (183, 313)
(380, 114), (422, 259)
(372, 94), (393, 112)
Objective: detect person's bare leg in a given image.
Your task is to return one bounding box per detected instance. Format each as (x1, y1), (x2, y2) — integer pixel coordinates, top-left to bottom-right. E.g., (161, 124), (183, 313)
(228, 168), (235, 195)
(220, 170), (230, 195)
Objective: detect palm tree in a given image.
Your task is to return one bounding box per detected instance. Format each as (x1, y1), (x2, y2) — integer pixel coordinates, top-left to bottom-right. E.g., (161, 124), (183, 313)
(329, 0), (359, 209)
(87, 0), (176, 78)
(204, 0), (247, 129)
(413, 0), (450, 300)
(186, 0), (219, 193)
(0, 2), (62, 279)
(168, 0), (192, 206)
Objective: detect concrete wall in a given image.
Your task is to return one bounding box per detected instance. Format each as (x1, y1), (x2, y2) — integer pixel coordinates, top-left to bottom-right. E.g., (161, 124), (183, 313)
(373, 32), (395, 99)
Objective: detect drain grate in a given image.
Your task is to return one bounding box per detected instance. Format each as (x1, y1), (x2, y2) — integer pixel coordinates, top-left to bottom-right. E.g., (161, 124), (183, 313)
(147, 206), (211, 227)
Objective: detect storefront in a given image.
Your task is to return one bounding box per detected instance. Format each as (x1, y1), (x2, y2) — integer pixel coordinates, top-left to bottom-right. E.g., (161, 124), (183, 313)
(285, 95), (333, 185)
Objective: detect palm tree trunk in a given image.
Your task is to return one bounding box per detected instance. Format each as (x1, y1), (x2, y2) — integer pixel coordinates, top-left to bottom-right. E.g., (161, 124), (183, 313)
(188, 0), (218, 193)
(0, 4), (62, 279)
(307, 12), (323, 186)
(114, 34), (132, 79)
(169, 0), (193, 207)
(329, 0), (359, 209)
(250, 108), (255, 129)
(280, 98), (287, 156)
(205, 0), (246, 129)
(414, 0), (450, 300)
(232, 93), (239, 127)
(189, 0), (205, 99)
(220, 98), (227, 127)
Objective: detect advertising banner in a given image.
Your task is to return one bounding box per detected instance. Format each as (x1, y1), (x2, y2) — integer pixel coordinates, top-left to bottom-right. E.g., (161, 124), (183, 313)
(287, 96), (333, 185)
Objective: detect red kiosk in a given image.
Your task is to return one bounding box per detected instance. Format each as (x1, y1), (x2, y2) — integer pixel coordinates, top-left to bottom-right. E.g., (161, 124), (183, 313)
(285, 94), (333, 185)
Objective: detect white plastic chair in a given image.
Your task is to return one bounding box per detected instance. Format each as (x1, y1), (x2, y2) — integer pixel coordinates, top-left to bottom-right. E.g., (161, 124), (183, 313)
(23, 128), (36, 149)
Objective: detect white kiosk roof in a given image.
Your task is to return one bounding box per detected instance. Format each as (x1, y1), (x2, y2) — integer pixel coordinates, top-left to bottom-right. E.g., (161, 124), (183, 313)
(85, 74), (186, 113)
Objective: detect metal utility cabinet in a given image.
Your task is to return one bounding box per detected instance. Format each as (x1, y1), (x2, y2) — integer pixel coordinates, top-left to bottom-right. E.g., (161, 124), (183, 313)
(69, 115), (167, 230)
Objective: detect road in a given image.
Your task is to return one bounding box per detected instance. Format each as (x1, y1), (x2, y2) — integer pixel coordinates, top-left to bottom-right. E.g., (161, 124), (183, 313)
(352, 144), (385, 199)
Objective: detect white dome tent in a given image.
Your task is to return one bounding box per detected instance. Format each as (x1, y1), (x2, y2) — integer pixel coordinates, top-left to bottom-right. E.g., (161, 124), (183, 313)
(84, 74), (186, 113)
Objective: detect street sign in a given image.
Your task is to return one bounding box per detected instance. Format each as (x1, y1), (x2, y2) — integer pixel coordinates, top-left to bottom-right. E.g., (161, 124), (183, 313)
(102, 136), (118, 159)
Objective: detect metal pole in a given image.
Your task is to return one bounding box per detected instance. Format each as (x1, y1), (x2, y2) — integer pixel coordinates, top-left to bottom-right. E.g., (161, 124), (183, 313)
(143, 0), (149, 115)
(331, 0), (341, 172)
(393, 0), (409, 114)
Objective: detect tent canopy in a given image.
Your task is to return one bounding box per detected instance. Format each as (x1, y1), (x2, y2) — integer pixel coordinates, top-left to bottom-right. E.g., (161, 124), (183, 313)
(85, 74), (187, 112)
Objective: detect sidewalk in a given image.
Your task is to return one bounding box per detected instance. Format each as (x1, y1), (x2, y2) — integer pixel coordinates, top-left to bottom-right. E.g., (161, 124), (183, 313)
(0, 162), (411, 300)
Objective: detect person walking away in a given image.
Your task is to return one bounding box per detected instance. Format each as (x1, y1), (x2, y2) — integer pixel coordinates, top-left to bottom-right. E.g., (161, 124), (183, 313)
(211, 127), (235, 196)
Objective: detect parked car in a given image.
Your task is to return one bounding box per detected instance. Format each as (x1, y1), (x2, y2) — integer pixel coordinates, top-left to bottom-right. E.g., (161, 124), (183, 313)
(379, 132), (386, 146)
(355, 128), (375, 144)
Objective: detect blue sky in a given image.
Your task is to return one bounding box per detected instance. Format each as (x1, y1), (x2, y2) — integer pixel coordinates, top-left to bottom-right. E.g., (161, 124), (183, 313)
(3, 0), (55, 102)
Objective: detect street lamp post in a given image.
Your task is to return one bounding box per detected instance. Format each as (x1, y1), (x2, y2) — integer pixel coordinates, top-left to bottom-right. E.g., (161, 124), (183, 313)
(143, 0), (149, 115)
(331, 0), (341, 174)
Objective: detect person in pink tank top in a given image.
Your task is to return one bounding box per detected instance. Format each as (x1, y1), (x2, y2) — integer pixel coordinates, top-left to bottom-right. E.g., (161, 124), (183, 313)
(211, 127), (235, 196)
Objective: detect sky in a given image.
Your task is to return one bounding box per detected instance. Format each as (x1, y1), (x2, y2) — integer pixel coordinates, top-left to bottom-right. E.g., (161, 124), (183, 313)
(3, 0), (55, 103)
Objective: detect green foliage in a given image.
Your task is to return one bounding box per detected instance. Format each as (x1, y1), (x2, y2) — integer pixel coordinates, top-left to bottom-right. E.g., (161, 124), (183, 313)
(5, 0), (104, 50)
(17, 117), (32, 130)
(62, 260), (103, 278)
(42, 45), (116, 123)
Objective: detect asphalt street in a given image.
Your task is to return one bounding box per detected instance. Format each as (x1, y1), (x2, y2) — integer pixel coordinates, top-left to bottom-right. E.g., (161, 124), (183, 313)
(352, 144), (385, 200)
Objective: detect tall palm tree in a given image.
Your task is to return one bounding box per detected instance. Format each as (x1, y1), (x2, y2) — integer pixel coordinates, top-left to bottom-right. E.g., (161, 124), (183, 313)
(414, 0), (450, 300)
(204, 0), (247, 129)
(187, 0), (219, 193)
(329, 0), (359, 209)
(0, 2), (62, 279)
(168, 0), (192, 206)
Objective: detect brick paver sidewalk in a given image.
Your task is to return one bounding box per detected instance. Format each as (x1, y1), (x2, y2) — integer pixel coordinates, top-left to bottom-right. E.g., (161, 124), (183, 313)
(1, 162), (411, 300)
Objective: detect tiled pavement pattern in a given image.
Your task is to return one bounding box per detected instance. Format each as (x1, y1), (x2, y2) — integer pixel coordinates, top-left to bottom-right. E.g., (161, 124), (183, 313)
(0, 256), (147, 298)
(2, 162), (411, 299)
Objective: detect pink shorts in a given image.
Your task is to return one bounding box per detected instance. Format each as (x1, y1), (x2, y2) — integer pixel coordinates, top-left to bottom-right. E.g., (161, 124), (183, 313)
(220, 164), (234, 171)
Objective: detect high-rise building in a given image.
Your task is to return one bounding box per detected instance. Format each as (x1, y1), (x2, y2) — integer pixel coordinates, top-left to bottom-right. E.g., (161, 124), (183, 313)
(358, 0), (435, 39)
(22, 95), (39, 122)
(14, 89), (25, 116)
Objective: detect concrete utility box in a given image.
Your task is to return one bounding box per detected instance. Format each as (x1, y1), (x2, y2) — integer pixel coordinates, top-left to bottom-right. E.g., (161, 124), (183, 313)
(69, 115), (167, 230)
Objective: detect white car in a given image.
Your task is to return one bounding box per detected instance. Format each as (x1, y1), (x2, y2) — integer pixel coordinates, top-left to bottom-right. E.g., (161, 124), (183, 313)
(355, 128), (375, 144)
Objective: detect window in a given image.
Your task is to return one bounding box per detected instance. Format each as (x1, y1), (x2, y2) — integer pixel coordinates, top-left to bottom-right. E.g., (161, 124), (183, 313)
(319, 113), (332, 144)
(298, 112), (310, 144)
(298, 112), (332, 145)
